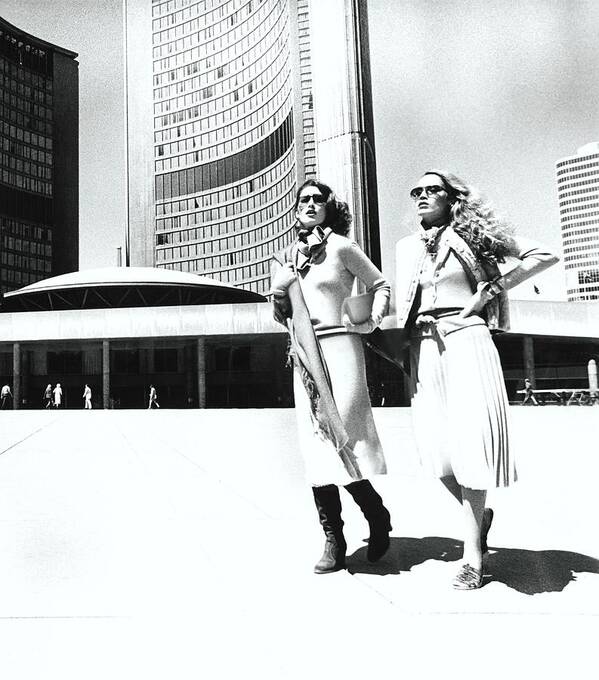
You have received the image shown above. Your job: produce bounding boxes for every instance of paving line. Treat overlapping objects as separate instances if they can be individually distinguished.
[0,415,65,458]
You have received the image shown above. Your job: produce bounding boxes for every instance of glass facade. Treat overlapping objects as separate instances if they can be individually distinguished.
[148,0,299,294]
[556,143,599,301]
[0,18,78,292]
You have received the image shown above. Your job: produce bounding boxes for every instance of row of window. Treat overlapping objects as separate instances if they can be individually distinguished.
[0,168,52,196]
[0,40,52,80]
[0,88,53,122]
[556,176,599,194]
[152,0,264,58]
[0,73,53,108]
[559,194,599,208]
[155,96,291,171]
[157,159,292,218]
[1,119,52,151]
[557,169,599,186]
[152,7,277,92]
[0,102,53,137]
[1,215,52,242]
[561,220,599,235]
[0,250,50,273]
[1,153,52,180]
[153,35,287,116]
[155,111,293,200]
[154,46,288,131]
[556,160,599,178]
[154,67,288,146]
[557,184,599,202]
[563,242,599,255]
[157,226,292,266]
[563,234,599,248]
[556,153,599,170]
[152,0,283,76]
[1,135,52,166]
[561,209,599,223]
[152,0,259,23]
[153,30,282,104]
[157,172,293,228]
[0,267,43,289]
[153,0,258,44]
[564,251,599,264]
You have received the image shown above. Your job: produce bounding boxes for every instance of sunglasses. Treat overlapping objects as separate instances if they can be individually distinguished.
[298,193,326,205]
[409,185,446,201]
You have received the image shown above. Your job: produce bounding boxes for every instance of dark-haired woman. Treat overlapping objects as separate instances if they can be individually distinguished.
[396,170,558,589]
[270,179,392,574]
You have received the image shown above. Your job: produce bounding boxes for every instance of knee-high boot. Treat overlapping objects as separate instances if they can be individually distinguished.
[312,485,347,574]
[344,480,392,562]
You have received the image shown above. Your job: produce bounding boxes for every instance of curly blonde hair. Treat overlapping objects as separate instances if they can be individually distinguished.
[423,170,516,264]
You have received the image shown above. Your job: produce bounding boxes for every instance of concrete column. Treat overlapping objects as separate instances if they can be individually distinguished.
[185,344,194,407]
[588,359,598,396]
[523,336,536,387]
[102,340,110,409]
[12,342,20,410]
[197,338,206,408]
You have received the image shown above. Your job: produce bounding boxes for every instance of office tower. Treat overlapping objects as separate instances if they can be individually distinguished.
[556,142,599,301]
[0,16,79,293]
[125,0,380,294]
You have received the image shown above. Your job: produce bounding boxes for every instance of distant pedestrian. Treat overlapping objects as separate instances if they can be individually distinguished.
[1,384,12,409]
[53,383,63,409]
[83,384,92,410]
[43,384,52,408]
[148,384,160,409]
[522,378,538,405]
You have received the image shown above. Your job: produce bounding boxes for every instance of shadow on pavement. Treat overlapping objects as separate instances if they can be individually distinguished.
[348,537,599,594]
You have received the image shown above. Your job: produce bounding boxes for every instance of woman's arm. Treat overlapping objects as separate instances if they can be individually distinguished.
[340,241,391,334]
[462,236,559,316]
[269,258,296,325]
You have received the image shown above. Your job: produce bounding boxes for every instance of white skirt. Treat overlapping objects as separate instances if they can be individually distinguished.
[293,331,387,487]
[409,322,516,489]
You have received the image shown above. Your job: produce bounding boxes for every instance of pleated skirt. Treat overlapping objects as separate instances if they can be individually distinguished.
[293,331,387,487]
[409,323,516,489]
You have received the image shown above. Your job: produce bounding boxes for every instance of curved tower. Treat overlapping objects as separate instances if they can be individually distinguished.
[0,16,78,292]
[125,0,381,294]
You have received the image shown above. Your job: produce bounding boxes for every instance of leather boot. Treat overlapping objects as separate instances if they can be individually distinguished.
[344,480,392,562]
[312,485,347,574]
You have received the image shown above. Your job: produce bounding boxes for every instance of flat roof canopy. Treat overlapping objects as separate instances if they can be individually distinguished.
[2,267,265,312]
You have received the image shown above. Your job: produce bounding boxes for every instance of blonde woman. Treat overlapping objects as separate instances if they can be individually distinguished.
[396,170,558,589]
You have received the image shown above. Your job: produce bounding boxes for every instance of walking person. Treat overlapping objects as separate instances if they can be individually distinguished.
[1,384,12,410]
[522,377,539,405]
[148,384,160,409]
[395,169,558,589]
[270,179,392,574]
[83,384,92,409]
[43,383,53,409]
[53,383,63,409]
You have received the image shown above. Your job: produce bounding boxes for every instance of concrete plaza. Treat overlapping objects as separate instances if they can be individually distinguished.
[0,406,597,679]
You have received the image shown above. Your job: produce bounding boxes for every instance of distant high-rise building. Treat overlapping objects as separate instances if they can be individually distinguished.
[0,16,79,293]
[556,142,599,301]
[125,0,380,294]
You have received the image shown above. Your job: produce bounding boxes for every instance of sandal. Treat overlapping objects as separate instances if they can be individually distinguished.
[452,563,483,590]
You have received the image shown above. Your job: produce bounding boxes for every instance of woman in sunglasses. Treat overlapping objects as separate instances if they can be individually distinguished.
[270,179,392,574]
[396,170,558,589]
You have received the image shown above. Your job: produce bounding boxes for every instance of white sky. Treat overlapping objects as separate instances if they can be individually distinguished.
[3,0,599,300]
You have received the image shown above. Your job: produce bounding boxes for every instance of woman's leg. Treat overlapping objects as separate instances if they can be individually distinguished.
[460,487,486,569]
[344,480,392,562]
[440,474,462,504]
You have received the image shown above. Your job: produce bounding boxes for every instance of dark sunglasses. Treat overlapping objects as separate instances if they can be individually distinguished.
[298,193,326,205]
[409,185,446,201]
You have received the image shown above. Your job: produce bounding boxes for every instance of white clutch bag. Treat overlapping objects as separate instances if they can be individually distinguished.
[341,292,374,324]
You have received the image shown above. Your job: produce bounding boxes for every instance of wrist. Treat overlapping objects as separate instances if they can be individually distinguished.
[487,276,505,297]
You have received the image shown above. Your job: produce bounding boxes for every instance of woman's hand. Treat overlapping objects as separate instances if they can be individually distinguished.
[270,262,296,296]
[342,314,376,335]
[460,281,495,318]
